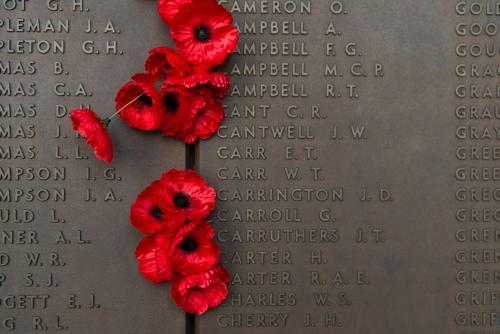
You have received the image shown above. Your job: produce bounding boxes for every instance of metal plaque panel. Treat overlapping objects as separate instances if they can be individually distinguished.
[200,0,498,333]
[1,1,185,333]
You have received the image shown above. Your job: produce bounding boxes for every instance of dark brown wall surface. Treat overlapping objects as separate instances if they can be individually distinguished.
[199,0,499,333]
[0,1,185,333]
[2,0,499,333]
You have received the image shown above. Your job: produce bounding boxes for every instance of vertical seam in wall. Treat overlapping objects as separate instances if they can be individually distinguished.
[185,313,196,334]
[186,143,197,171]
[185,142,198,334]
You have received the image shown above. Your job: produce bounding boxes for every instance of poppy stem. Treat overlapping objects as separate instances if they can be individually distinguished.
[107,92,145,121]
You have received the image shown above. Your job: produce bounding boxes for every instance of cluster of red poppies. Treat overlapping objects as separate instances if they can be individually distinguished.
[69,0,238,315]
[70,0,238,163]
[117,0,238,142]
[131,169,227,315]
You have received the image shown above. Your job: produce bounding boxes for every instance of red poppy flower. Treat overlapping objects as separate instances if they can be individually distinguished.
[171,221,220,275]
[70,109,113,164]
[157,0,193,26]
[145,46,191,79]
[169,0,239,67]
[147,47,230,98]
[181,70,230,98]
[158,169,216,224]
[174,88,224,144]
[171,264,229,314]
[159,85,205,137]
[115,73,164,131]
[164,66,230,99]
[135,234,174,283]
[130,180,187,235]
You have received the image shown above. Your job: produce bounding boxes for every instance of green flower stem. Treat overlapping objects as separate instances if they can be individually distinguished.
[101,118,111,128]
[101,92,146,127]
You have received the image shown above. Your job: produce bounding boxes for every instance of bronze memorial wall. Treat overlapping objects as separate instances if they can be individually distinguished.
[1,0,500,333]
[0,1,186,333]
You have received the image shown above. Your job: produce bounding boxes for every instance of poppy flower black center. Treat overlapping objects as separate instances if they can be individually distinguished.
[194,24,211,42]
[164,93,179,113]
[180,237,198,253]
[150,206,163,220]
[138,93,153,107]
[173,192,190,209]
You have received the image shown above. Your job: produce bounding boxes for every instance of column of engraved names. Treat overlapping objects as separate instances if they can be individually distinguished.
[214,0,316,331]
[454,1,500,333]
[317,1,388,332]
[0,1,124,332]
[207,1,389,333]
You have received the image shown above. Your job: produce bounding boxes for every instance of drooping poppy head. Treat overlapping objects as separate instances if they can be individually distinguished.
[70,108,114,164]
